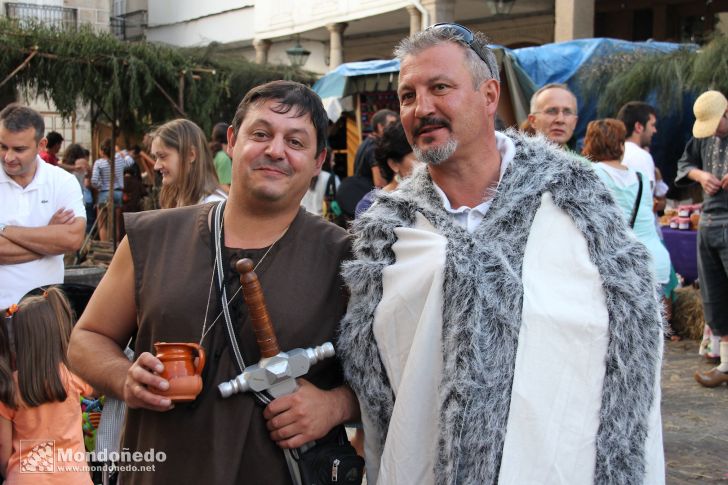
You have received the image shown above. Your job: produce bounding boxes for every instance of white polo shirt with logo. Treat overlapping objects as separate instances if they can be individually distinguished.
[0,156,85,308]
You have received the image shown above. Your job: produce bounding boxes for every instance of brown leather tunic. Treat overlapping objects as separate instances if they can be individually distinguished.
[120,203,350,484]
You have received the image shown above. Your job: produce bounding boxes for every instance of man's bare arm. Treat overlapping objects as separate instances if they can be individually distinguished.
[687,168,721,196]
[68,238,137,397]
[0,416,11,478]
[58,162,81,172]
[0,235,42,264]
[68,238,173,411]
[1,217,85,255]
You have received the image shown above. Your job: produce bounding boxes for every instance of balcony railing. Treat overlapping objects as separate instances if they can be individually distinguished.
[110,10,147,41]
[5,2,78,31]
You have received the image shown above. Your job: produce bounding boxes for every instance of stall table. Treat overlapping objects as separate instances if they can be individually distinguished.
[661,227,698,283]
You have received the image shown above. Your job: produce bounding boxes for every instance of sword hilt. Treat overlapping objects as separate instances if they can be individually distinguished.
[218,343,336,399]
[236,258,280,358]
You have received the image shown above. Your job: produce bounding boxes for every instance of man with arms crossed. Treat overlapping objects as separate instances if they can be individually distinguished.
[0,104,85,308]
[338,24,664,484]
[69,81,358,483]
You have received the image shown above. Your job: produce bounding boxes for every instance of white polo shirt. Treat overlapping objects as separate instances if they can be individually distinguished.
[0,156,85,308]
[433,131,516,233]
[621,141,656,192]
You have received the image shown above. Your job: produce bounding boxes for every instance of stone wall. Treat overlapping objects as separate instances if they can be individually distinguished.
[65,0,110,32]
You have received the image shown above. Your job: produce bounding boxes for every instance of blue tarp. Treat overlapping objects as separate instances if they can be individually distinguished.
[509,38,698,186]
[508,38,695,145]
[313,59,400,99]
[509,38,684,87]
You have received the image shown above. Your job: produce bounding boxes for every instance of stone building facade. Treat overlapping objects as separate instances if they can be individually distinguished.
[1,0,113,148]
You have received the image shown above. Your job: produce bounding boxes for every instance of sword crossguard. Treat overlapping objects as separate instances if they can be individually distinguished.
[218,342,335,399]
[218,259,335,400]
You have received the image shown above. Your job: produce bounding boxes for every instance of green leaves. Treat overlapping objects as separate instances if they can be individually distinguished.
[690,35,728,94]
[578,35,728,117]
[0,18,316,135]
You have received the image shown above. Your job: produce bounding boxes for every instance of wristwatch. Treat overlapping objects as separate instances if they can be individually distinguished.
[0,223,6,233]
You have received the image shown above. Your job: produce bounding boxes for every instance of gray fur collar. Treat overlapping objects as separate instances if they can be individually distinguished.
[338,129,663,484]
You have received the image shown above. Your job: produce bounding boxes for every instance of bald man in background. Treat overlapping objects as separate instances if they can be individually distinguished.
[528,83,579,148]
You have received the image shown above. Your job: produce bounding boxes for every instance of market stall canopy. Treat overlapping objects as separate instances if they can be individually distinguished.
[313,59,401,122]
[314,59,401,98]
[493,48,537,127]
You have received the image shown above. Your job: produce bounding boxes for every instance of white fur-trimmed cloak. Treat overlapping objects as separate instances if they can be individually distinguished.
[338,130,664,484]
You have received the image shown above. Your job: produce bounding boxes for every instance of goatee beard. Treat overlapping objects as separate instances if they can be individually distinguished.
[412,138,458,166]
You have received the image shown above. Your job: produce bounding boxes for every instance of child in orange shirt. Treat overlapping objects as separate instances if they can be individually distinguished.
[0,287,94,485]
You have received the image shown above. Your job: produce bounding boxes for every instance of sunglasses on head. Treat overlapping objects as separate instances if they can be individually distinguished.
[427,23,492,74]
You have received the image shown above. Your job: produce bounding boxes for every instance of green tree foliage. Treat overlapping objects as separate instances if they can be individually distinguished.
[0,19,316,135]
[689,35,728,95]
[188,42,318,127]
[578,35,727,117]
[593,48,693,117]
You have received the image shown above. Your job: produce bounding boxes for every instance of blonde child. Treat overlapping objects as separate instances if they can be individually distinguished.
[0,287,93,484]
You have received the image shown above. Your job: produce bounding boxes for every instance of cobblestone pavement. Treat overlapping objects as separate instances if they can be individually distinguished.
[663,340,728,483]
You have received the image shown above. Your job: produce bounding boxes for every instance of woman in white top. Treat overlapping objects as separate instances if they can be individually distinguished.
[150,119,227,209]
[582,118,671,288]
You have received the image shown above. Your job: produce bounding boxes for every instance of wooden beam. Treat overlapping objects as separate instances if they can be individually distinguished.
[178,71,185,114]
[152,78,186,118]
[0,47,38,89]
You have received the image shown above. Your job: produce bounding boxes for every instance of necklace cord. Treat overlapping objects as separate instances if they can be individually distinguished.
[199,202,288,348]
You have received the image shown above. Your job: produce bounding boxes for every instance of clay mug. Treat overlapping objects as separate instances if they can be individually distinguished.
[153,342,206,402]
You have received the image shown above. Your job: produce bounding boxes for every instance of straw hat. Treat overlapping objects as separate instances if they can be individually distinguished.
[692,90,728,138]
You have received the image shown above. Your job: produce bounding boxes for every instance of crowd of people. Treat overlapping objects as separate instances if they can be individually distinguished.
[0,21,726,485]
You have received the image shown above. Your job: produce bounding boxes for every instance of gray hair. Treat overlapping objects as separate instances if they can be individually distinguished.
[0,104,45,143]
[529,83,577,114]
[413,138,457,166]
[394,27,499,88]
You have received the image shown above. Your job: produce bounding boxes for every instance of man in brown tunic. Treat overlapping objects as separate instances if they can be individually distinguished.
[69,81,359,483]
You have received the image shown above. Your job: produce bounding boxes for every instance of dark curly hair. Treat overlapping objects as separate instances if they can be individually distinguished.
[616,101,656,138]
[374,121,412,183]
[582,118,626,162]
[63,143,87,165]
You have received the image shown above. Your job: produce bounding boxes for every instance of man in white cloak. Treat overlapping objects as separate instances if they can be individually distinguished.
[338,24,665,485]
